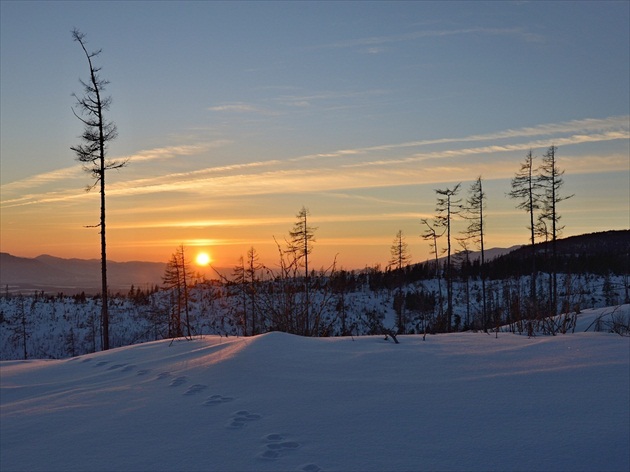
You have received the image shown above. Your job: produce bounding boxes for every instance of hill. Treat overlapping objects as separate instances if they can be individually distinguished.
[1,308,628,472]
[485,230,630,278]
[0,253,166,295]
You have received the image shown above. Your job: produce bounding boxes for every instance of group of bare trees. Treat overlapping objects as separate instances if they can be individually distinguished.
[509,146,573,316]
[228,207,336,337]
[391,147,571,334]
[162,245,194,339]
[416,180,487,332]
[232,247,263,336]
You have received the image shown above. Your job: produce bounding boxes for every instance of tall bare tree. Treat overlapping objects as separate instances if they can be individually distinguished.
[538,145,573,314]
[71,29,127,350]
[462,176,487,330]
[421,218,444,322]
[389,230,412,333]
[435,183,462,331]
[287,207,317,335]
[508,150,541,309]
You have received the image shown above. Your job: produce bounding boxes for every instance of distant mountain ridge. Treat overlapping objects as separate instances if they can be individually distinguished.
[435,245,522,263]
[0,253,166,295]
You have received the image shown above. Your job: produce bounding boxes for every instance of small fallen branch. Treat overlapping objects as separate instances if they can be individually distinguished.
[383,329,400,344]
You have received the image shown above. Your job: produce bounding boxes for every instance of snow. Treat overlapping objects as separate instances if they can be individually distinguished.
[1,306,629,472]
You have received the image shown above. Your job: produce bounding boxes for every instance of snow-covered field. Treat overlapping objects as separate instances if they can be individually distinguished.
[1,306,628,472]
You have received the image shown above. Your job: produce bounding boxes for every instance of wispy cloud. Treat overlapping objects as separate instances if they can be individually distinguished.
[208,102,276,115]
[1,142,219,196]
[344,130,630,168]
[289,115,630,162]
[0,143,220,209]
[2,116,627,209]
[317,27,544,50]
[129,143,224,163]
[1,166,85,193]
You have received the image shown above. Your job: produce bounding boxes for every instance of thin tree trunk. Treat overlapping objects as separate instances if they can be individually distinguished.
[100,119,109,351]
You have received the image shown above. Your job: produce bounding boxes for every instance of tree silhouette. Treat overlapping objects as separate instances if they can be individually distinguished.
[287,207,317,335]
[162,245,193,339]
[538,145,573,314]
[71,29,127,350]
[462,176,487,330]
[434,183,462,331]
[389,230,412,333]
[508,150,541,312]
[421,218,444,323]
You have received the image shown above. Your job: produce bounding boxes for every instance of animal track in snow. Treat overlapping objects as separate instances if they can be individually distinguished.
[183,384,208,396]
[228,410,262,428]
[156,372,171,380]
[169,376,188,387]
[94,361,109,367]
[299,464,322,472]
[258,433,301,460]
[202,394,235,406]
[107,363,127,371]
[121,364,136,372]
[136,369,151,376]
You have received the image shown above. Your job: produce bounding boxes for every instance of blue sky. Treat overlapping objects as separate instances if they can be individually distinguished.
[1,1,628,269]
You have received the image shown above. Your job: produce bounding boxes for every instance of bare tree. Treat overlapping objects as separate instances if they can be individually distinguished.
[389,230,412,271]
[233,247,262,335]
[454,238,472,329]
[508,150,541,309]
[71,29,127,350]
[287,207,317,335]
[434,183,462,331]
[389,230,412,333]
[232,256,248,334]
[462,176,487,331]
[538,145,573,314]
[246,247,262,335]
[162,245,193,339]
[421,218,444,322]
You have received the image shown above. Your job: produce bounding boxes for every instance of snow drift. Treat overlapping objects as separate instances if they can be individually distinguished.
[1,307,629,472]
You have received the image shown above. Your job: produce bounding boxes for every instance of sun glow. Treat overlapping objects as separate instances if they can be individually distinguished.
[195,252,212,266]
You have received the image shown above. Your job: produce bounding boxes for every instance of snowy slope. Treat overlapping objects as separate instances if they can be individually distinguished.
[1,307,629,472]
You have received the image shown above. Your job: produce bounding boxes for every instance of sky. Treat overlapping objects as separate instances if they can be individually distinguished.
[1,1,629,271]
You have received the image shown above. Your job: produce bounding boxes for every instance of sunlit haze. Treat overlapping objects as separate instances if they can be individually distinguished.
[1,1,628,271]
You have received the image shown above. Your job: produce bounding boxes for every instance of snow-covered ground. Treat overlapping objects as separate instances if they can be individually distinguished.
[1,306,628,472]
[2,272,627,360]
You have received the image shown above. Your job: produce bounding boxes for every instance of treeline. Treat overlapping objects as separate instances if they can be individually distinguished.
[1,268,627,360]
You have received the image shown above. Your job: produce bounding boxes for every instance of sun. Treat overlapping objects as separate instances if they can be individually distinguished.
[195,252,212,266]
